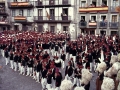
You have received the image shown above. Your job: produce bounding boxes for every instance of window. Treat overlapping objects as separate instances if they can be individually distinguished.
[63,26,68,31]
[92,0,96,6]
[90,30,95,35]
[49,0,54,5]
[63,8,68,16]
[111,31,117,36]
[50,26,55,33]
[81,16,85,21]
[112,0,119,6]
[111,15,117,22]
[14,0,17,2]
[102,0,107,6]
[50,9,54,16]
[38,25,43,32]
[38,9,43,16]
[12,10,15,16]
[101,15,106,21]
[27,10,31,17]
[19,10,23,16]
[81,1,86,7]
[90,16,96,22]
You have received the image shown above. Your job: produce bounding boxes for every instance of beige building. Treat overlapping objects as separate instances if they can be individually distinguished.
[78,0,120,36]
[0,0,10,31]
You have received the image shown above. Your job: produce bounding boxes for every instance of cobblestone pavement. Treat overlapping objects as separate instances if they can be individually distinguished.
[0,54,97,90]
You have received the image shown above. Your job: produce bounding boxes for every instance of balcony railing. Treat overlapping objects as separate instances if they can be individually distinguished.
[0,9,8,15]
[35,0,71,7]
[99,21,108,28]
[14,16,27,22]
[79,6,108,13]
[88,21,97,28]
[79,21,87,28]
[8,2,34,9]
[0,19,10,26]
[109,6,120,13]
[34,16,71,23]
[109,22,119,28]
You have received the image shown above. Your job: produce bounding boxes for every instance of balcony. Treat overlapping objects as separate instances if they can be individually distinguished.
[109,6,119,13]
[79,6,108,13]
[79,21,87,28]
[88,21,97,28]
[0,0,5,4]
[0,10,8,16]
[109,22,119,29]
[0,20,10,26]
[8,2,34,9]
[35,0,71,8]
[99,21,108,28]
[34,16,71,23]
[14,16,27,22]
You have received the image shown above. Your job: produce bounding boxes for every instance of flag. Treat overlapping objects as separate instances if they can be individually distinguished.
[46,10,50,19]
[45,7,50,19]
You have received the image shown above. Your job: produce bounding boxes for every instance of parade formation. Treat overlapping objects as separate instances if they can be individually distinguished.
[0,30,120,90]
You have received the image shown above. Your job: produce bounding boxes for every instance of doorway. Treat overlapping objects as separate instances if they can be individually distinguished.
[38,25,43,32]
[111,31,117,36]
[50,26,55,33]
[81,29,85,34]
[50,9,55,20]
[100,30,106,36]
[63,8,68,16]
[14,25,19,30]
[92,0,97,6]
[2,27,6,31]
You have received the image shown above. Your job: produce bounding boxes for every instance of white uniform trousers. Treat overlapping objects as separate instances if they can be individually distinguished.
[26,67,30,76]
[83,63,86,69]
[18,63,21,71]
[69,54,72,59]
[14,62,17,71]
[5,57,9,65]
[27,67,33,76]
[10,60,14,69]
[73,78,81,87]
[2,50,4,57]
[36,72,40,82]
[59,48,62,54]
[66,52,69,60]
[52,78,55,89]
[46,84,52,89]
[90,62,92,71]
[54,51,59,56]
[41,78,47,89]
[51,49,54,56]
[29,67,33,76]
[62,61,65,69]
[72,56,76,63]
[94,63,98,71]
[20,66,25,75]
[55,87,60,90]
[72,56,76,67]
[62,44,65,51]
[65,74,72,81]
[33,70,37,80]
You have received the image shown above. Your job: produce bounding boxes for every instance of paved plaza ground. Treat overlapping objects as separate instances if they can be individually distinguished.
[0,54,97,90]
